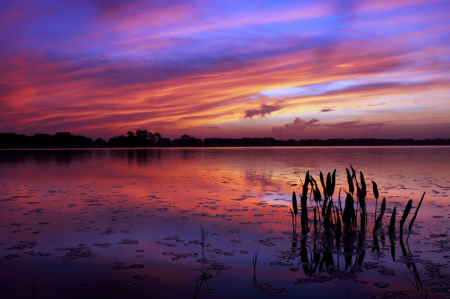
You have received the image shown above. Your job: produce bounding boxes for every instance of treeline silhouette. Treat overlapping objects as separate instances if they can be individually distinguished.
[0,132,94,148]
[107,130,170,147]
[204,137,450,146]
[1,131,449,149]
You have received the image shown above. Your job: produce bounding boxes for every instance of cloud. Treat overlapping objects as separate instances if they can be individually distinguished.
[271,117,320,136]
[320,106,335,112]
[0,0,449,139]
[324,119,392,129]
[203,126,219,129]
[357,0,444,12]
[244,104,282,118]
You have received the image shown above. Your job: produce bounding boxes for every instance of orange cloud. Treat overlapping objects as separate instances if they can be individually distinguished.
[0,0,449,139]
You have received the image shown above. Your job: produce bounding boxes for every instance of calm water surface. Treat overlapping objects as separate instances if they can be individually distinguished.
[0,147,449,299]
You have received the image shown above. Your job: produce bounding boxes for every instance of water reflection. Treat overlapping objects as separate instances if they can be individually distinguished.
[0,149,95,166]
[0,147,449,299]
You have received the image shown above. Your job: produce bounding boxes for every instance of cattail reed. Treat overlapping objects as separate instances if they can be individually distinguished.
[372,181,379,218]
[346,168,354,194]
[301,172,310,233]
[289,167,424,242]
[373,197,386,234]
[389,206,396,236]
[407,192,426,240]
[400,199,412,238]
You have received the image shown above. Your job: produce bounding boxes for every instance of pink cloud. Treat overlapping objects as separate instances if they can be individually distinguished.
[271,118,320,136]
[324,119,392,129]
[0,0,449,139]
[357,0,445,12]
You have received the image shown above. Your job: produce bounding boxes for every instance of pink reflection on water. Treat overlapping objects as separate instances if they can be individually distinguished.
[0,147,449,298]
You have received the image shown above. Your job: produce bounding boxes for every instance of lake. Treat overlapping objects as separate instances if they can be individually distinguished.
[0,147,449,299]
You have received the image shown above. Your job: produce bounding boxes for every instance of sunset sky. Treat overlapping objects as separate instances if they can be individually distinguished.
[1,0,450,140]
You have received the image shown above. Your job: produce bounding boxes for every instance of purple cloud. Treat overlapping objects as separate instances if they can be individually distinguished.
[244,104,282,118]
[324,119,392,129]
[367,103,387,107]
[271,117,320,135]
[320,106,335,112]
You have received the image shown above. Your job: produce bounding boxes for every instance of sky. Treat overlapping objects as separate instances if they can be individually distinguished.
[1,0,450,140]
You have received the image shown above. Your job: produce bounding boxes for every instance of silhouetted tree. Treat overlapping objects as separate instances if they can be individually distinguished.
[158,137,171,146]
[1,131,449,149]
[94,138,106,147]
[141,130,149,144]
[171,134,202,147]
[153,132,162,145]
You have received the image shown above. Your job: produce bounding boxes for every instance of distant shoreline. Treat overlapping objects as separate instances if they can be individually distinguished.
[1,144,450,150]
[1,132,449,149]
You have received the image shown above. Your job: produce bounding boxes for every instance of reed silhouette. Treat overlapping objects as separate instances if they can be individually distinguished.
[252,252,258,287]
[29,277,42,299]
[281,165,428,294]
[290,166,425,240]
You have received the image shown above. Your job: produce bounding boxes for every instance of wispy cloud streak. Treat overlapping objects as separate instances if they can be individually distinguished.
[0,0,449,138]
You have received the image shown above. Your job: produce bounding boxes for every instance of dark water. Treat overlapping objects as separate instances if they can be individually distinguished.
[0,147,449,299]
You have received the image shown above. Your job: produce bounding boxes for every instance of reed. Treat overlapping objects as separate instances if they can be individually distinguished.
[346,168,354,194]
[372,181,379,218]
[320,171,327,197]
[292,191,298,217]
[407,192,426,241]
[289,167,425,241]
[187,276,204,299]
[30,277,37,299]
[200,223,207,248]
[187,224,212,299]
[252,252,258,271]
[342,193,356,233]
[389,206,396,236]
[400,200,412,238]
[373,197,386,234]
[313,208,317,233]
[301,172,310,233]
[291,191,298,232]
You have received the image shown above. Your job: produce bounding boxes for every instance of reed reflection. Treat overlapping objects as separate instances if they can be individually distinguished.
[0,148,449,299]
